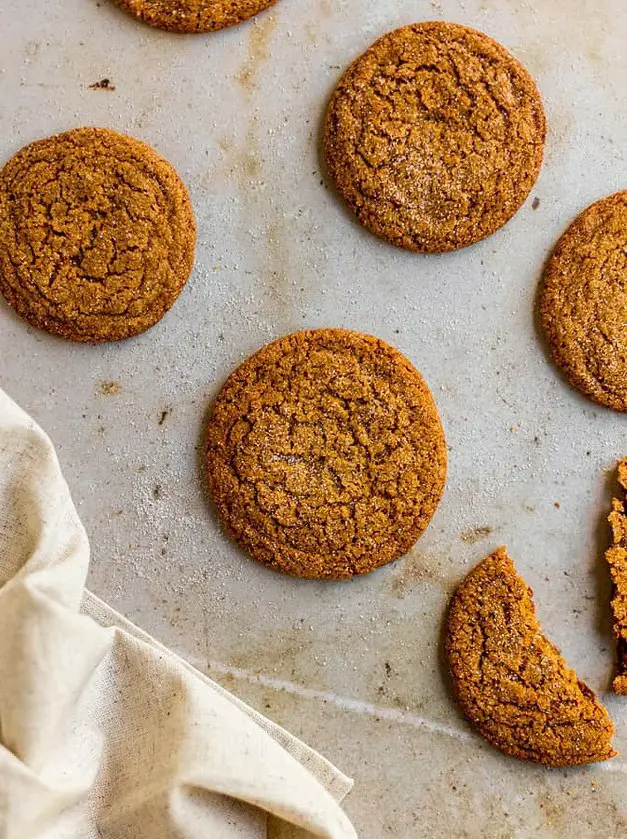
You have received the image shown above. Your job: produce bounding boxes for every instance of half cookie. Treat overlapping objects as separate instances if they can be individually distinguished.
[324,21,546,252]
[607,458,627,695]
[206,329,447,579]
[445,547,616,766]
[0,127,196,342]
[112,0,276,33]
[539,192,627,412]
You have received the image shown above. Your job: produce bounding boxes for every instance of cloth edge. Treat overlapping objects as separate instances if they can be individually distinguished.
[82,589,354,804]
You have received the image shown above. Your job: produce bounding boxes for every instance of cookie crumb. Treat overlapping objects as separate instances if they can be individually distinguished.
[460,526,493,544]
[89,78,115,91]
[98,381,122,396]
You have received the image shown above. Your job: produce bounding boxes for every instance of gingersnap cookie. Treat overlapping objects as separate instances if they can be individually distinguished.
[0,128,196,342]
[446,548,616,766]
[607,458,627,695]
[112,0,276,33]
[323,21,546,253]
[206,328,447,579]
[539,192,627,412]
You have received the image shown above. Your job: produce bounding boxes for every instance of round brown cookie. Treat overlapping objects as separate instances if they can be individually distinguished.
[445,548,617,766]
[323,21,546,253]
[0,127,196,342]
[539,192,627,412]
[112,0,276,33]
[206,328,447,579]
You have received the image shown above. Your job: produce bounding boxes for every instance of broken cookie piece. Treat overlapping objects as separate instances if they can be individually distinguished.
[607,458,627,695]
[445,547,616,766]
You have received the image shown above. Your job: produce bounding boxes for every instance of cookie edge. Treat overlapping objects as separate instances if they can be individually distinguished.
[205,327,448,579]
[112,0,277,34]
[0,126,197,343]
[539,191,627,413]
[323,20,547,253]
[445,546,617,766]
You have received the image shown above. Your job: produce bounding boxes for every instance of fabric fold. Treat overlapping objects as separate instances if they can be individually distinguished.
[0,388,356,839]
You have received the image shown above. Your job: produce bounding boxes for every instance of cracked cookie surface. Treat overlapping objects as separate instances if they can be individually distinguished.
[323,21,546,253]
[205,328,447,579]
[446,547,616,766]
[540,192,627,412]
[608,458,627,694]
[113,0,276,32]
[0,127,196,342]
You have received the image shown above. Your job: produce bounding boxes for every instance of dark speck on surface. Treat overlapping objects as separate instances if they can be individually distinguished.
[89,78,115,91]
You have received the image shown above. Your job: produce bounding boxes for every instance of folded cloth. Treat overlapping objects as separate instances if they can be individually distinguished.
[0,388,356,839]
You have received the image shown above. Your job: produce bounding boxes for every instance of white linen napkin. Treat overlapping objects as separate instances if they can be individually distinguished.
[0,387,356,839]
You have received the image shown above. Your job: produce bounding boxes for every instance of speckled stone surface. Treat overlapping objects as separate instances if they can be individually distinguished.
[0,1,626,836]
